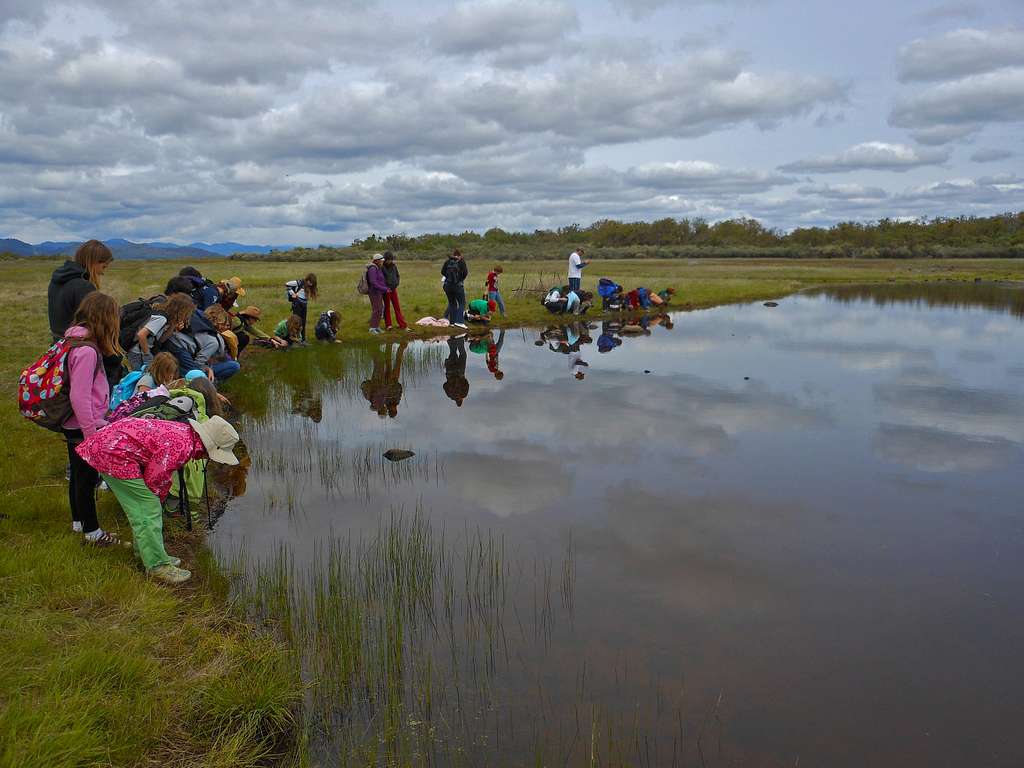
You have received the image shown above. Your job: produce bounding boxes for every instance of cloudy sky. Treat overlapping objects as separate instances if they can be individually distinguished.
[1,0,1022,245]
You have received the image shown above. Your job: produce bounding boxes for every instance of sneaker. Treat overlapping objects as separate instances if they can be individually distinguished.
[84,530,122,548]
[148,564,192,585]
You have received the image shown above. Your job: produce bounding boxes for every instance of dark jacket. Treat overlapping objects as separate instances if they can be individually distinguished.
[381,262,400,290]
[441,257,468,288]
[47,260,95,338]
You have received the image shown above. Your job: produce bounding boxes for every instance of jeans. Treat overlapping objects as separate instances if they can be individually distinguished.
[568,277,581,294]
[211,360,240,382]
[64,429,99,534]
[383,289,406,328]
[369,291,385,328]
[489,290,505,316]
[444,284,466,325]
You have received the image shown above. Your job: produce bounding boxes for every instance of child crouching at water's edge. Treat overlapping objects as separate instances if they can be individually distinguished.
[76,415,240,585]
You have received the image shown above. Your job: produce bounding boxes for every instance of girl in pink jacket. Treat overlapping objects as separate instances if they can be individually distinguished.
[62,292,121,546]
[77,415,240,584]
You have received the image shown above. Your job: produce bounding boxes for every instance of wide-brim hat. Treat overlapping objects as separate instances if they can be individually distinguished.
[223,276,246,296]
[239,305,261,319]
[189,415,240,465]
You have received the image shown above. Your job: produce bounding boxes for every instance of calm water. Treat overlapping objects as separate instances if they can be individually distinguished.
[213,284,1024,767]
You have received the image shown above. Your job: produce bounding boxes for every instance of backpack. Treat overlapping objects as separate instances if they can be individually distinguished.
[129,394,198,423]
[118,295,166,351]
[357,270,369,295]
[109,370,145,410]
[443,259,462,286]
[18,338,100,432]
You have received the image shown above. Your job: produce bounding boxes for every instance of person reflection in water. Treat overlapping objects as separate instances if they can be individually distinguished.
[443,336,469,406]
[361,342,404,418]
[487,328,504,380]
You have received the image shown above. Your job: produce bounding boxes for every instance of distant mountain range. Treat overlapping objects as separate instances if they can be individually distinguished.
[0,238,287,259]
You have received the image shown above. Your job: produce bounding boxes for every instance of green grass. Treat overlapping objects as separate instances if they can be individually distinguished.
[1,254,1022,767]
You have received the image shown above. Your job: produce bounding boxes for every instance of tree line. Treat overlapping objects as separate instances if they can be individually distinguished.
[350,213,1024,252]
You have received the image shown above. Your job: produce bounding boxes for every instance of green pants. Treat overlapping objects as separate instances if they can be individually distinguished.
[101,475,173,569]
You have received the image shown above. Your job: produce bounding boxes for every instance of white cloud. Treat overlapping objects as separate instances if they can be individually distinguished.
[779,142,950,173]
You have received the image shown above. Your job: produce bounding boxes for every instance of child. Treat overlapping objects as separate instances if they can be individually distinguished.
[76,415,240,584]
[274,314,304,346]
[285,273,318,341]
[314,309,342,342]
[61,292,123,547]
[486,265,505,316]
[135,351,180,394]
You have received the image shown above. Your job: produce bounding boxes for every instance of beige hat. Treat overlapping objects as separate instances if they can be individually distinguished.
[223,276,246,296]
[189,415,240,465]
[239,305,261,319]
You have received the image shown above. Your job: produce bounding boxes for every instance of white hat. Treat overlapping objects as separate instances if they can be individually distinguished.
[189,415,240,465]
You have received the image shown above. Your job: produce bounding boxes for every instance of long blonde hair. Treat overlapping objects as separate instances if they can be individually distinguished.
[71,291,121,356]
[74,240,113,289]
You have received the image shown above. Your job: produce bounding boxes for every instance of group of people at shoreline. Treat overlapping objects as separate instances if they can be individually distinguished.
[26,240,671,585]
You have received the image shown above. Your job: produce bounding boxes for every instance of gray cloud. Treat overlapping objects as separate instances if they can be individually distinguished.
[970,148,1014,163]
[779,142,950,173]
[431,0,579,68]
[897,27,1024,83]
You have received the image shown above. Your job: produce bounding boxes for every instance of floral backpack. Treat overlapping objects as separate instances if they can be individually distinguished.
[18,338,99,431]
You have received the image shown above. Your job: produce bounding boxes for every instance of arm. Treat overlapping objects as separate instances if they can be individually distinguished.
[67,346,107,437]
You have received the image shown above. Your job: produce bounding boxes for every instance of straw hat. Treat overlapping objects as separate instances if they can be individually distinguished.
[189,415,240,465]
[239,305,262,319]
[222,276,246,296]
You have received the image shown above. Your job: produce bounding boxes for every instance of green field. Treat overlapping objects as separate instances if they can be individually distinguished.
[2,255,1023,767]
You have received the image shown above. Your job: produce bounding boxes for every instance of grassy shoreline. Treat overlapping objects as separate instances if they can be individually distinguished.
[2,256,1024,767]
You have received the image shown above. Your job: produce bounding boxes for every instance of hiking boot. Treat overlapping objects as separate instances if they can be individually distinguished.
[148,564,192,585]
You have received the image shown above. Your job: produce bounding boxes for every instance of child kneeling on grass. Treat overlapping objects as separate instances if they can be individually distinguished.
[76,415,240,585]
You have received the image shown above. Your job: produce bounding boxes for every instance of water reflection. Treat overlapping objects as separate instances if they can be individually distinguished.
[216,285,1024,768]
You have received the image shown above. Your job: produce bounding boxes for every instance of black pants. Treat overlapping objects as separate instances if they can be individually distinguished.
[64,429,99,533]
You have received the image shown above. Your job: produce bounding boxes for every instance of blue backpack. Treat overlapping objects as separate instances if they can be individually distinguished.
[109,370,144,411]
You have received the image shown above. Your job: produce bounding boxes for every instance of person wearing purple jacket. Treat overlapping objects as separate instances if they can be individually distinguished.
[366,253,389,334]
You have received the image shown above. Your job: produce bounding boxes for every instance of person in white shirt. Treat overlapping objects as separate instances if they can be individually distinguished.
[567,248,590,295]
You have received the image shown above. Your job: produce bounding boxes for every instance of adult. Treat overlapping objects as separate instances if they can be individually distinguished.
[567,247,590,295]
[486,265,505,316]
[441,248,469,329]
[365,254,389,334]
[285,273,318,341]
[47,239,113,340]
[381,251,410,331]
[443,336,469,406]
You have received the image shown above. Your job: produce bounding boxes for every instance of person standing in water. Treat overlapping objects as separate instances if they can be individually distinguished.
[567,247,590,296]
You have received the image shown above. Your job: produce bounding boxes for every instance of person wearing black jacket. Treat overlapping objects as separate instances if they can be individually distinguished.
[441,249,469,328]
[381,251,410,330]
[47,240,113,340]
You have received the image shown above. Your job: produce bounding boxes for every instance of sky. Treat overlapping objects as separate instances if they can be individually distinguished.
[0,0,1022,245]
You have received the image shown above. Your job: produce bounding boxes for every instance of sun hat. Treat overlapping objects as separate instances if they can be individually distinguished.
[189,415,240,465]
[184,369,207,382]
[222,276,246,296]
[239,305,262,319]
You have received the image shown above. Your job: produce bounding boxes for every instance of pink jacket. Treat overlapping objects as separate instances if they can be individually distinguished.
[76,417,207,500]
[63,325,109,436]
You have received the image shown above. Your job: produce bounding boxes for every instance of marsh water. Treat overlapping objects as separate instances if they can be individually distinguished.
[213,284,1024,767]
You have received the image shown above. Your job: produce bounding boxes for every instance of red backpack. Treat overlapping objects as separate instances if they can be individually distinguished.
[18,338,99,432]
